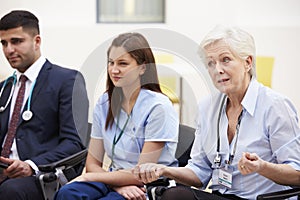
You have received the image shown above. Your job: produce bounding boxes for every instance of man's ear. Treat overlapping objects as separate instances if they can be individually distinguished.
[34,35,41,50]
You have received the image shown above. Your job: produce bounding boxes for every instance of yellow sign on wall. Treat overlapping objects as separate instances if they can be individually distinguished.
[159,77,179,104]
[256,56,274,88]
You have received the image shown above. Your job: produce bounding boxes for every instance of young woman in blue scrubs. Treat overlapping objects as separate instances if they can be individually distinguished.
[54,32,179,200]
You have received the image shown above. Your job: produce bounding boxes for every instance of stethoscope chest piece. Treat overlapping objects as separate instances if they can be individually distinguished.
[1,72,36,121]
[0,106,5,112]
[22,110,33,121]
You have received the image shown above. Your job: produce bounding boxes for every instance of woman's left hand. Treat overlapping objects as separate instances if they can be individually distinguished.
[113,185,146,200]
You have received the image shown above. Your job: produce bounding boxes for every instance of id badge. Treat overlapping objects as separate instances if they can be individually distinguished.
[218,167,233,188]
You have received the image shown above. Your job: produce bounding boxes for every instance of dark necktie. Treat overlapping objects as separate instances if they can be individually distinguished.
[1,75,27,158]
[0,75,27,183]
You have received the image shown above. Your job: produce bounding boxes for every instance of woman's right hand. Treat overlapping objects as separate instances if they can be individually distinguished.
[132,163,166,184]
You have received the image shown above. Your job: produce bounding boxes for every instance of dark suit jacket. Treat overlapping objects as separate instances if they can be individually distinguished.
[0,60,89,166]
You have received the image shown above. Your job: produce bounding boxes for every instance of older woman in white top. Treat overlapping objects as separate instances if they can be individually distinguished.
[133,26,300,200]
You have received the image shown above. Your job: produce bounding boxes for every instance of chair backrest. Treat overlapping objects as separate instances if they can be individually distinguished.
[80,122,92,148]
[176,124,195,167]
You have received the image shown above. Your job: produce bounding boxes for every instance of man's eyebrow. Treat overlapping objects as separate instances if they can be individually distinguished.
[11,37,24,40]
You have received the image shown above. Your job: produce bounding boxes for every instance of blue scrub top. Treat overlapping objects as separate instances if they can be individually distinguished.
[91,89,179,171]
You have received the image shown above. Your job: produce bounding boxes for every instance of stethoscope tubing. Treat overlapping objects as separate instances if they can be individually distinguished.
[0,72,35,121]
[214,94,244,167]
[0,72,17,112]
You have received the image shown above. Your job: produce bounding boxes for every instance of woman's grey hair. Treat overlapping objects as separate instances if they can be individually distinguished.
[198,25,256,77]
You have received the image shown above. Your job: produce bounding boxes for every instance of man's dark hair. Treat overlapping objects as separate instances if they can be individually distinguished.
[0,10,40,35]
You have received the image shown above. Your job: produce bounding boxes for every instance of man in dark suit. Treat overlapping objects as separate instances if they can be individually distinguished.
[0,10,89,199]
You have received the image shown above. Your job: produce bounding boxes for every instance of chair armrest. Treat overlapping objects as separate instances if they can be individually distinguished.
[256,187,300,200]
[146,177,171,187]
[38,149,88,172]
[146,177,171,200]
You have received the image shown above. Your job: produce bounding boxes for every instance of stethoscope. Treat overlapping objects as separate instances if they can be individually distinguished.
[0,71,36,121]
[213,95,244,168]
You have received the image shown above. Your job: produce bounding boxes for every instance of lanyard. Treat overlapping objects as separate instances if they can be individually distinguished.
[214,95,244,167]
[111,113,130,167]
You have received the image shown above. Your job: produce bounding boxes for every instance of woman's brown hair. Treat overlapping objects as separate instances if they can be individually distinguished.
[105,32,162,129]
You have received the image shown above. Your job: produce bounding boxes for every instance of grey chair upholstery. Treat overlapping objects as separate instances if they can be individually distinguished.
[175,124,195,167]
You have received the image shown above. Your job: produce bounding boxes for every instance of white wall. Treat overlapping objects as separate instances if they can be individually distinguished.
[1,0,300,125]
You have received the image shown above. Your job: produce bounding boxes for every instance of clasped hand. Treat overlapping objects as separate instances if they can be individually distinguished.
[0,156,33,178]
[132,163,165,184]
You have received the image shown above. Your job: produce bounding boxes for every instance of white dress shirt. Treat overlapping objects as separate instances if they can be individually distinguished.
[4,56,46,173]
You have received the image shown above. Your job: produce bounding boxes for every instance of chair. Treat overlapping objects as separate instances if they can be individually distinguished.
[37,123,92,200]
[147,124,196,200]
[256,187,300,200]
[37,123,196,200]
[37,149,88,200]
[175,124,195,167]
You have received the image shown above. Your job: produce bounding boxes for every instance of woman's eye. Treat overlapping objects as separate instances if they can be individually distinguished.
[223,57,230,63]
[207,60,216,68]
[108,61,114,66]
[119,62,128,66]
